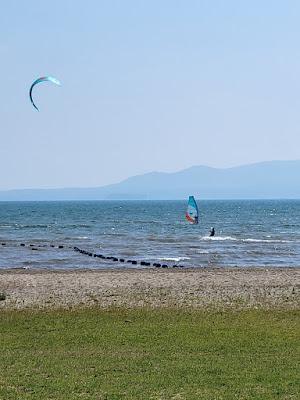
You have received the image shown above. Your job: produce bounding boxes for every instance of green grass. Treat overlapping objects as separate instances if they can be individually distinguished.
[0,309,299,399]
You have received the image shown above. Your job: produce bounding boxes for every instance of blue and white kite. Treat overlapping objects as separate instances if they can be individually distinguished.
[29,76,61,111]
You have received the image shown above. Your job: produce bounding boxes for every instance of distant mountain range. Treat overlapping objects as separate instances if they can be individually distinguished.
[1,160,300,201]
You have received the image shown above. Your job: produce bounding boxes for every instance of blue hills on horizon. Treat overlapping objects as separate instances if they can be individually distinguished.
[1,160,300,201]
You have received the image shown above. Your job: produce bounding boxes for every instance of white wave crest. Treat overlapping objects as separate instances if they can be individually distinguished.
[160,257,190,262]
[202,236,237,241]
[201,236,292,243]
[242,238,292,243]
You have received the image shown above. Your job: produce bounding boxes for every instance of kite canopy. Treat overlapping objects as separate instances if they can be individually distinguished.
[29,76,61,111]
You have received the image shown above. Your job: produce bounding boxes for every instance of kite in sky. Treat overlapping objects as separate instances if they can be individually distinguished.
[29,76,61,111]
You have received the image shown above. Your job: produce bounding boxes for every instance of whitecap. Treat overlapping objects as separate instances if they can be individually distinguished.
[160,257,190,262]
[242,238,292,243]
[201,236,238,241]
[201,236,292,244]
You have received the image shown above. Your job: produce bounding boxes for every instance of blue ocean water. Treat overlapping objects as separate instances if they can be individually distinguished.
[0,200,300,269]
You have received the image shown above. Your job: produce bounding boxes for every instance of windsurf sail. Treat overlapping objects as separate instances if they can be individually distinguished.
[185,196,199,224]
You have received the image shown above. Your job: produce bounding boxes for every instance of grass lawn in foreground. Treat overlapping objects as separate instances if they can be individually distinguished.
[0,309,299,399]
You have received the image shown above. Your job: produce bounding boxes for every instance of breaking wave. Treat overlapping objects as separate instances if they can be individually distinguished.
[201,236,292,243]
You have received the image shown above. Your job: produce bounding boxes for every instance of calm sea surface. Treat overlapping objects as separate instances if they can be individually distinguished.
[0,200,300,269]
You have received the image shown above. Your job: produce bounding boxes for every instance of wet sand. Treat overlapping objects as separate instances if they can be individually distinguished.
[0,267,299,310]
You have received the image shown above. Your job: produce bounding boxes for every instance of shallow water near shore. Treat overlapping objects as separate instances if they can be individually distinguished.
[1,200,300,269]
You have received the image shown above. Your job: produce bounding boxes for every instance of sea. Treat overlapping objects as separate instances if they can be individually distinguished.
[0,200,300,269]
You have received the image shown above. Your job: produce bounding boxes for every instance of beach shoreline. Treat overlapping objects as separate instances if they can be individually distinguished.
[0,267,299,310]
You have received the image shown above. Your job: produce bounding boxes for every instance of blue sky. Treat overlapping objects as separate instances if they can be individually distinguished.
[1,1,300,189]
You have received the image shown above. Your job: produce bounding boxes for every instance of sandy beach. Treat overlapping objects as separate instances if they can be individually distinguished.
[0,267,299,310]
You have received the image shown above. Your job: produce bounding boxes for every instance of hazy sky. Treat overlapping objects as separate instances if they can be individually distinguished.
[1,0,300,189]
